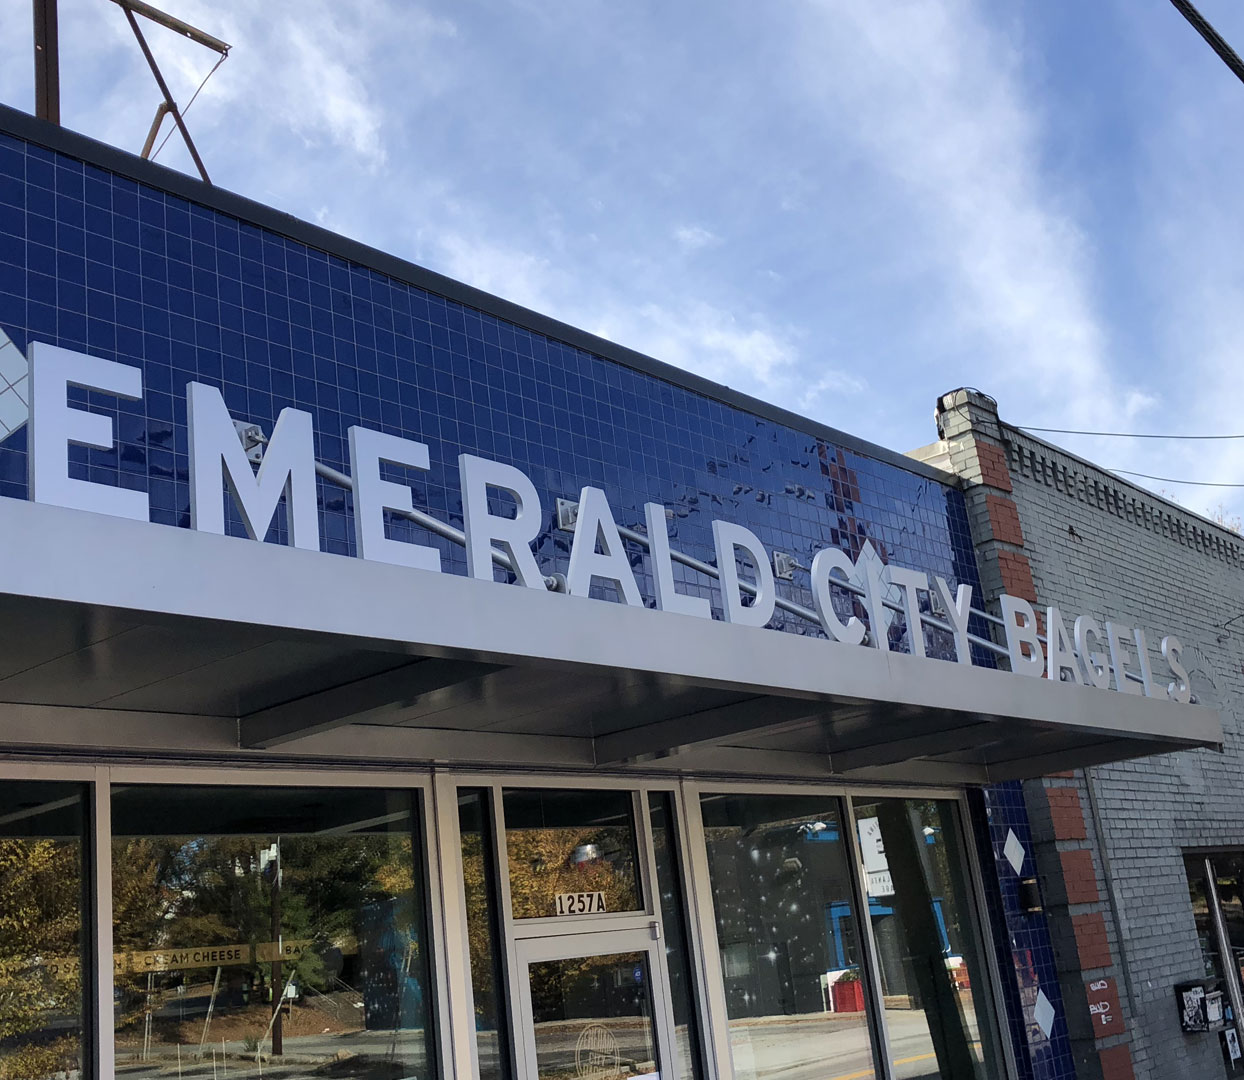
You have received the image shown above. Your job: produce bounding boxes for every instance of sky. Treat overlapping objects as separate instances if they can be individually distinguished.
[2,0,1244,523]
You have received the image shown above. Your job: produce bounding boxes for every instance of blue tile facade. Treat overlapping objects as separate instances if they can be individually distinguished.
[0,127,1075,1080]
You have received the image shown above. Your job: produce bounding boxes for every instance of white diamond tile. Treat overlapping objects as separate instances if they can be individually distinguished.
[0,385,29,435]
[1034,988,1056,1038]
[1003,828,1026,875]
[0,338,26,387]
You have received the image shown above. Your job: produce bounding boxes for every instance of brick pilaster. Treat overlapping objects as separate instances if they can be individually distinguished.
[933,388,1138,1080]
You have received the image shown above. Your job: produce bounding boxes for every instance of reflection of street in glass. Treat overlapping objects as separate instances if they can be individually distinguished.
[529,953,658,1080]
[110,787,433,1080]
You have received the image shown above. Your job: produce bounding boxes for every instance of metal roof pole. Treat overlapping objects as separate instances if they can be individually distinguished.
[32,0,60,124]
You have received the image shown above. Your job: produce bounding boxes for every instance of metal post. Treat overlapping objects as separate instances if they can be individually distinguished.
[92,769,115,1080]
[270,839,283,1055]
[32,0,60,124]
[120,6,212,183]
[1204,857,1244,1043]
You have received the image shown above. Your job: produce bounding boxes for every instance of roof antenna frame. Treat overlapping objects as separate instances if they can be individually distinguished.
[108,0,230,184]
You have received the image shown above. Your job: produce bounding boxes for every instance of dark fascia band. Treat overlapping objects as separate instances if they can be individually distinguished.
[0,104,956,487]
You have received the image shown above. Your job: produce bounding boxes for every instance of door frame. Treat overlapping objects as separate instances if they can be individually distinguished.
[513,927,677,1080]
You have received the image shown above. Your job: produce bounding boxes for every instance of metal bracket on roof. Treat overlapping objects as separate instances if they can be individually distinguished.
[108,0,230,183]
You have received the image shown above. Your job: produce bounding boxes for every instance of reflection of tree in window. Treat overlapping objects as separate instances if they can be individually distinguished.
[0,834,83,1080]
[0,782,86,1080]
[109,786,432,1080]
[503,789,641,920]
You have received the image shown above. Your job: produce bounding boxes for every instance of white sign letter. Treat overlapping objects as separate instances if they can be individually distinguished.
[713,520,776,628]
[566,487,642,605]
[1046,607,1083,684]
[1074,615,1111,689]
[1132,628,1156,697]
[347,426,439,571]
[188,383,319,549]
[1105,622,1143,695]
[810,547,864,645]
[1162,635,1192,704]
[459,454,544,588]
[28,342,147,520]
[645,503,710,618]
[933,577,973,665]
[887,565,929,658]
[857,542,891,650]
[1000,595,1044,677]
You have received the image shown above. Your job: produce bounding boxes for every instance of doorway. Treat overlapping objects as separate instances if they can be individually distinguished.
[514,929,675,1080]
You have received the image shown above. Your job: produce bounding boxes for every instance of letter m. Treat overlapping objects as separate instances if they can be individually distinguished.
[188,382,319,550]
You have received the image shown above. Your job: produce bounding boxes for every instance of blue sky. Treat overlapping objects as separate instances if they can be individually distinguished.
[3,0,1243,521]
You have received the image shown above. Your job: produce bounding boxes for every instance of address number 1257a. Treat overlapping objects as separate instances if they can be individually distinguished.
[555,891,607,916]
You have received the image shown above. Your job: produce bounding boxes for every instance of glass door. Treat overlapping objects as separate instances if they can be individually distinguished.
[514,929,675,1080]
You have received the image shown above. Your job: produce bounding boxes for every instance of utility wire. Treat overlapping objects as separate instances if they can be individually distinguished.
[1108,469,1244,489]
[151,52,227,162]
[1018,425,1244,440]
[1168,0,1244,87]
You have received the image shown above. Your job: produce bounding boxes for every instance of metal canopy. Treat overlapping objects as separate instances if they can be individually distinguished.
[0,497,1222,784]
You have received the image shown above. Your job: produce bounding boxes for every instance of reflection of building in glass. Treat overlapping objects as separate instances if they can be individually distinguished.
[359,897,423,1031]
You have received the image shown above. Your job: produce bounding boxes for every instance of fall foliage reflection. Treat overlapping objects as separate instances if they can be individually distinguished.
[0,782,86,1080]
[109,786,434,1080]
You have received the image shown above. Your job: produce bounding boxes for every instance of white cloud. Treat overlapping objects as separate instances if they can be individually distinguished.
[789,0,1131,430]
[673,224,721,252]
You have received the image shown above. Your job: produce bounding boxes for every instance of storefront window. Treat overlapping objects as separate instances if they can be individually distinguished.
[648,792,706,1080]
[851,798,996,1080]
[460,788,512,1080]
[110,785,435,1080]
[1188,853,1244,988]
[0,781,87,1080]
[699,793,878,1080]
[503,789,642,919]
[1185,855,1225,980]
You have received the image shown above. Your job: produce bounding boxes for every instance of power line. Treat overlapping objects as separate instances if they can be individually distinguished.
[1108,468,1244,489]
[1168,0,1244,87]
[1017,425,1244,440]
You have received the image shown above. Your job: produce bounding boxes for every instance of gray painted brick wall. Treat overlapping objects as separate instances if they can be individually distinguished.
[1000,423,1243,1079]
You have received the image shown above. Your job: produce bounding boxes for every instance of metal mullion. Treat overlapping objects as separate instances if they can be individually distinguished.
[409,786,448,1080]
[953,792,1020,1080]
[0,762,97,782]
[1205,857,1244,1045]
[669,783,717,1080]
[103,764,437,789]
[843,792,894,1080]
[91,767,114,1080]
[676,781,733,1080]
[636,792,682,1080]
[491,783,526,1080]
[430,772,474,1080]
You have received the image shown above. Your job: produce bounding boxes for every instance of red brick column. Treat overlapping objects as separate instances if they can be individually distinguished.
[932,388,1138,1080]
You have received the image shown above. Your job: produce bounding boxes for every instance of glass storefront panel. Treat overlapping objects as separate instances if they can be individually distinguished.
[110,785,435,1080]
[460,788,512,1080]
[699,793,878,1080]
[648,792,705,1080]
[1185,855,1225,980]
[526,951,660,1080]
[851,798,994,1080]
[0,781,87,1080]
[503,789,643,919]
